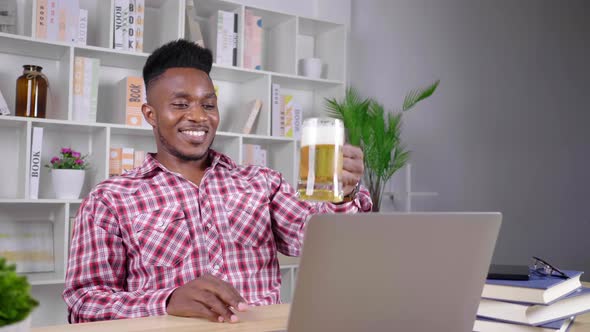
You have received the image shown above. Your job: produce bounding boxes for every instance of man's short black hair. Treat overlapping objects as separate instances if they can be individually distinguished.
[143,39,213,91]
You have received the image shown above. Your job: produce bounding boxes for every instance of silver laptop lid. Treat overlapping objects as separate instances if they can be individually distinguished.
[286,212,502,332]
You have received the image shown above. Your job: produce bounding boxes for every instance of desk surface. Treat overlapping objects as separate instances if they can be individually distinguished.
[31,302,590,332]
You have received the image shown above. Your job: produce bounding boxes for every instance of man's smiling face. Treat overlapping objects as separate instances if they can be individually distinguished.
[144,67,219,162]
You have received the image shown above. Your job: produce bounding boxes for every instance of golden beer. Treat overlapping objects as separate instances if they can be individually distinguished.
[297,118,344,202]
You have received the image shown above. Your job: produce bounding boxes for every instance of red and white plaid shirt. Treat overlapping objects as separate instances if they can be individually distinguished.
[63,150,372,323]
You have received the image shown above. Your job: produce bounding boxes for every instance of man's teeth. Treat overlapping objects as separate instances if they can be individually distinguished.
[182,130,205,137]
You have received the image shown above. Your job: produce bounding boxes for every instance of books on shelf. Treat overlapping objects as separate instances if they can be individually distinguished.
[242,99,263,134]
[35,0,86,44]
[121,147,134,172]
[474,316,574,332]
[117,76,149,128]
[0,220,55,273]
[271,84,303,138]
[73,56,100,123]
[208,10,238,66]
[29,127,44,199]
[478,287,590,326]
[482,270,583,304]
[109,147,122,176]
[0,0,17,34]
[0,88,10,115]
[244,9,262,70]
[185,1,204,47]
[243,144,267,167]
[109,147,146,176]
[112,0,144,52]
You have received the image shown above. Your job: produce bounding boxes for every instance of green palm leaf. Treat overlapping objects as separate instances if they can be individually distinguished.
[402,80,440,112]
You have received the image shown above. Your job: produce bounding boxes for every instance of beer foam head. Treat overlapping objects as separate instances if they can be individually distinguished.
[301,118,344,147]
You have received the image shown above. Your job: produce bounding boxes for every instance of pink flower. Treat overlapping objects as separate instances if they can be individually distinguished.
[61,147,72,154]
[75,159,84,165]
[50,157,60,164]
[72,151,81,158]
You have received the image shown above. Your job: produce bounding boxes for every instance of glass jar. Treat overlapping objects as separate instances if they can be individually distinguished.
[15,65,48,118]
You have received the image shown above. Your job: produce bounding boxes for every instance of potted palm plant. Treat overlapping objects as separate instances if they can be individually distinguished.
[326,81,439,211]
[0,258,38,332]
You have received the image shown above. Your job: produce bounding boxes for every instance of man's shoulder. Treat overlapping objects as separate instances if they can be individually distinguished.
[89,172,149,198]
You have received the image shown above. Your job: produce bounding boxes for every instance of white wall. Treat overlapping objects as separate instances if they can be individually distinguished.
[349,0,590,277]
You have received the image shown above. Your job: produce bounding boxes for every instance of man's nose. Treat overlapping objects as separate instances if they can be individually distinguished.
[185,104,207,122]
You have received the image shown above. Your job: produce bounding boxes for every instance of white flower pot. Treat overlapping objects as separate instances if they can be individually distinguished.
[51,169,85,199]
[0,316,31,332]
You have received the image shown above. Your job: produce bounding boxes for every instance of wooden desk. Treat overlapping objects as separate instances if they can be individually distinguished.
[32,299,590,332]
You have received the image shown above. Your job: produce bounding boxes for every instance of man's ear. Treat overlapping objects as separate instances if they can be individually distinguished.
[142,103,156,127]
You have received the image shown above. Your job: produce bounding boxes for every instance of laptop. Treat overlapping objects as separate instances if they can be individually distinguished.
[283,212,502,332]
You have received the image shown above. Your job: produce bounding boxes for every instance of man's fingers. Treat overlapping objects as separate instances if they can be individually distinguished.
[343,144,363,159]
[201,276,248,312]
[191,300,221,322]
[343,157,364,174]
[195,290,235,323]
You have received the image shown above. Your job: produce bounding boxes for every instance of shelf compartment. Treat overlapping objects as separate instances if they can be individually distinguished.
[245,7,296,75]
[271,76,344,120]
[0,118,28,199]
[297,17,346,81]
[0,35,72,120]
[31,122,107,199]
[143,0,184,53]
[213,72,270,136]
[0,203,68,285]
[241,137,296,186]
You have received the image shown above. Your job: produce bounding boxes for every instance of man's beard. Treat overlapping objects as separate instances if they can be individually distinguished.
[158,130,214,161]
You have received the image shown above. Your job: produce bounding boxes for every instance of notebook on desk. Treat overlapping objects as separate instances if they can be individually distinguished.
[275,212,502,332]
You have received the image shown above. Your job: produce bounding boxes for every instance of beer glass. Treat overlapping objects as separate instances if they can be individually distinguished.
[297,118,344,202]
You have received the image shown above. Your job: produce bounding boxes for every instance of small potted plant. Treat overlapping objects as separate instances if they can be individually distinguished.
[0,258,38,332]
[45,147,89,199]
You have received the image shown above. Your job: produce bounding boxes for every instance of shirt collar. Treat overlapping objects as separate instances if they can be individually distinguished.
[134,149,236,177]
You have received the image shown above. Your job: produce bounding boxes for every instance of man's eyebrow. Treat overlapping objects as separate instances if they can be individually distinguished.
[203,92,217,99]
[170,92,191,99]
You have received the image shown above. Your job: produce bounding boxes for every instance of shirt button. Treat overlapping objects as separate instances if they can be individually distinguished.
[158,221,165,227]
[214,264,220,271]
[206,223,212,229]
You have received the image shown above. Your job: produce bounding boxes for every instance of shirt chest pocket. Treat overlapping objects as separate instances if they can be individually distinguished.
[132,205,192,267]
[223,192,271,247]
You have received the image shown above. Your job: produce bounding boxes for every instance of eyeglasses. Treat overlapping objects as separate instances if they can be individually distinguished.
[531,256,569,279]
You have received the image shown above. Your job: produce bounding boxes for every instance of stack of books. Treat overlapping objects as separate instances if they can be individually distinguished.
[113,0,145,52]
[474,270,590,331]
[271,83,303,139]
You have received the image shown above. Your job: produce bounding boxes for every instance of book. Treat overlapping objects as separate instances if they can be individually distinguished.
[127,0,136,51]
[117,76,149,127]
[35,0,48,39]
[29,127,44,199]
[209,10,237,66]
[474,316,574,332]
[293,102,303,140]
[242,99,263,134]
[0,0,17,34]
[133,150,146,168]
[244,9,262,70]
[77,8,88,45]
[271,83,282,136]
[109,147,122,176]
[256,148,267,167]
[478,287,590,326]
[0,88,10,115]
[73,56,100,122]
[134,0,144,52]
[46,0,58,40]
[113,0,128,50]
[242,144,260,165]
[121,147,134,172]
[482,270,583,304]
[185,1,204,47]
[0,220,55,273]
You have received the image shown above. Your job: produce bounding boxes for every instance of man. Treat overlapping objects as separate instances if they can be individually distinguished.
[63,40,372,324]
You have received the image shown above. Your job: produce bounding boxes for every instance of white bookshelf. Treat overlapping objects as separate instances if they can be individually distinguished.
[0,0,347,326]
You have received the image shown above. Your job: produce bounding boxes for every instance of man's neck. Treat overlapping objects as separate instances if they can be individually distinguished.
[154,151,211,186]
